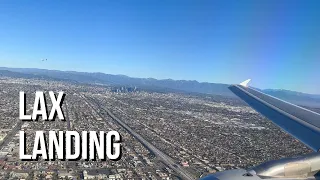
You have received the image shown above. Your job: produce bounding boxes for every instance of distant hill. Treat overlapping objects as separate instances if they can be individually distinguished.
[0,69,66,81]
[0,67,232,96]
[0,67,319,107]
[262,89,320,107]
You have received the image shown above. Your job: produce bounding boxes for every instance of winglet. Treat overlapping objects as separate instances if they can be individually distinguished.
[239,79,251,87]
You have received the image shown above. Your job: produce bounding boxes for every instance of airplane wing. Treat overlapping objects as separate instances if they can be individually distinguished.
[228,80,320,152]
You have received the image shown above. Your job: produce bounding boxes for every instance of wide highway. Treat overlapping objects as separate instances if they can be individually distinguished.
[83,95,196,180]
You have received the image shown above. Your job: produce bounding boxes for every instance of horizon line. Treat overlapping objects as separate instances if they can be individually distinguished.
[0,66,319,96]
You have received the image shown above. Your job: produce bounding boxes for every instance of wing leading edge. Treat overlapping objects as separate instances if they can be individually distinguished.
[229,83,320,152]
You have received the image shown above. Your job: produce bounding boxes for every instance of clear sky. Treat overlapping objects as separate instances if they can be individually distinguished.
[0,0,319,94]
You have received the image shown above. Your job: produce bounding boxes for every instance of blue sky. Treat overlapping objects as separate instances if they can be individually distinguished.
[0,0,320,94]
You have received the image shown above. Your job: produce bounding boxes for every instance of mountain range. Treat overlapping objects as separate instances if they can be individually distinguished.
[0,67,319,107]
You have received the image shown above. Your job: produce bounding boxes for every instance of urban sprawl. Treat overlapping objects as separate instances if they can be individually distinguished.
[0,77,314,180]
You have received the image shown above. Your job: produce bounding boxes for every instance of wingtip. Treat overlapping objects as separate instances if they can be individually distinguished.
[239,79,251,87]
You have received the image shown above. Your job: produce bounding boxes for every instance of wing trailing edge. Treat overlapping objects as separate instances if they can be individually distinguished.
[229,82,320,152]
